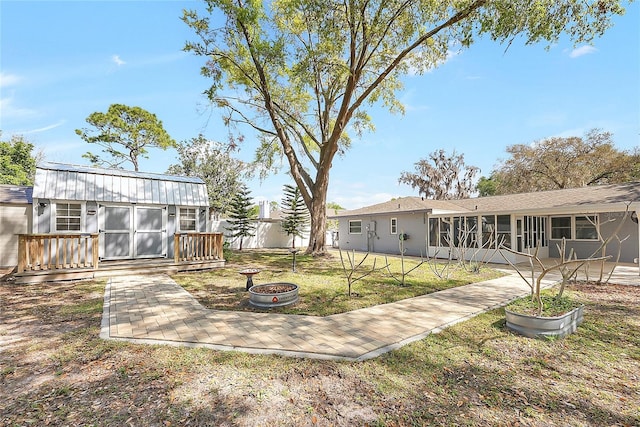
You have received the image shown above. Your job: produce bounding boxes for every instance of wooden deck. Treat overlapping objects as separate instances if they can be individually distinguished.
[13,232,225,284]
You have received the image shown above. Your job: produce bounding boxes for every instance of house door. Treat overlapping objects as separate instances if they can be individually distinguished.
[102,206,133,260]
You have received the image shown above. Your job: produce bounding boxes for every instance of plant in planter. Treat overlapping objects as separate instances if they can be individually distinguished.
[500,206,633,338]
[500,239,608,338]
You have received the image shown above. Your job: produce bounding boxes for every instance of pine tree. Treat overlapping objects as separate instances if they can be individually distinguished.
[226,184,256,250]
[280,184,309,249]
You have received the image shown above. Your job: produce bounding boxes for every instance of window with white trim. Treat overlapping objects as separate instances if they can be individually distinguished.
[575,215,598,240]
[551,216,571,239]
[390,218,398,234]
[349,220,362,234]
[179,207,197,231]
[55,203,82,231]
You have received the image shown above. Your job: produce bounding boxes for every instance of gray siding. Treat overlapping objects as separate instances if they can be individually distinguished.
[338,212,428,256]
[549,213,639,263]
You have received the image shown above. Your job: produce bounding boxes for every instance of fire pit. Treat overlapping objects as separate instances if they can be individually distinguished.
[248,283,299,308]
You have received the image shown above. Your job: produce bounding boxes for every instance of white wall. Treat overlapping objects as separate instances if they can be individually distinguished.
[0,204,31,267]
[211,219,310,250]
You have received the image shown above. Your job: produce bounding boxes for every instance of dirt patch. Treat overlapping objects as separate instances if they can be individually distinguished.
[1,278,638,426]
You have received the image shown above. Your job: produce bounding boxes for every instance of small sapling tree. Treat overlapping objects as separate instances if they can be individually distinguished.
[280,184,310,249]
[226,184,256,251]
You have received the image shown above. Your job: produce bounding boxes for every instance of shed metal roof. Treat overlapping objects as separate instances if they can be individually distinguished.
[33,162,209,207]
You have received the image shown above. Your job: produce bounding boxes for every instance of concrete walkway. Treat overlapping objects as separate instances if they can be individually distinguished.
[100,271,566,361]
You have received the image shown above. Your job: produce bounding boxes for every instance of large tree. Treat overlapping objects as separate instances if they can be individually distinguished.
[167,134,250,218]
[0,133,38,185]
[492,129,640,194]
[183,0,626,254]
[476,175,498,197]
[76,104,175,171]
[399,149,479,200]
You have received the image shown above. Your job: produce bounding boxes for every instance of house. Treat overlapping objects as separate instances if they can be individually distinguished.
[331,182,640,265]
[8,162,224,282]
[0,185,33,268]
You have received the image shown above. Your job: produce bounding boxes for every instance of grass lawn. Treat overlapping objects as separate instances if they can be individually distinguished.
[173,248,503,316]
[1,252,638,426]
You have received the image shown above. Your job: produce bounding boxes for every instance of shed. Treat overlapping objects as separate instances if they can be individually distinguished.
[0,185,33,268]
[32,162,210,260]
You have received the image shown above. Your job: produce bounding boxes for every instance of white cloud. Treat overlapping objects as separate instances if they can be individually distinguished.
[20,120,66,134]
[0,96,38,120]
[112,55,126,66]
[0,72,22,88]
[569,45,597,58]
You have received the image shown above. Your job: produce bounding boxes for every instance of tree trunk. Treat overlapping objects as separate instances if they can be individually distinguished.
[306,199,327,255]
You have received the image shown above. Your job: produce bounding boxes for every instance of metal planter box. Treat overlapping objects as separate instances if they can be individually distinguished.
[505,305,584,339]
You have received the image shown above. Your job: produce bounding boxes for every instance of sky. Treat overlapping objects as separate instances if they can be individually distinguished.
[1,1,639,210]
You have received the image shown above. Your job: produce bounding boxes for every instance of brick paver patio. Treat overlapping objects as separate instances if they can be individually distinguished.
[99,271,566,361]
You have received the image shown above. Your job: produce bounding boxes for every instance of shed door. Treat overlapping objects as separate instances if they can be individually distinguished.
[135,206,166,257]
[102,206,133,259]
[100,205,167,260]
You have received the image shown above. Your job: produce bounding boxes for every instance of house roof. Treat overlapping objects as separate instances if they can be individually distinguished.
[331,197,435,217]
[331,182,640,218]
[33,162,209,207]
[0,184,33,204]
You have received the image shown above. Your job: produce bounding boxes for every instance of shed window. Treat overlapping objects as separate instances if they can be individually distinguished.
[179,208,197,231]
[575,215,598,240]
[349,220,362,234]
[551,217,572,239]
[390,218,398,234]
[56,203,81,231]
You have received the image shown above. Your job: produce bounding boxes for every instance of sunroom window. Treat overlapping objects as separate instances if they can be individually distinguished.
[551,217,572,239]
[496,215,511,248]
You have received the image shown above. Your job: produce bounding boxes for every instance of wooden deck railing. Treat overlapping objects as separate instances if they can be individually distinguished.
[174,232,224,263]
[17,233,99,273]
